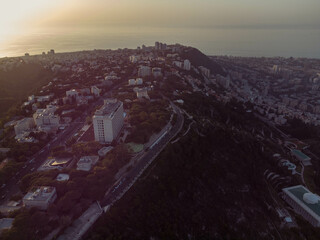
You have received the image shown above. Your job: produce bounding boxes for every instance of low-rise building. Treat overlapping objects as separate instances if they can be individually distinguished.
[23,186,57,210]
[138,66,151,77]
[291,149,312,166]
[283,185,320,227]
[76,156,99,171]
[33,108,60,126]
[134,87,149,99]
[14,118,35,136]
[173,61,183,68]
[91,86,101,97]
[66,89,80,99]
[0,218,14,234]
[128,79,136,86]
[38,157,73,171]
[129,78,143,86]
[56,173,70,182]
[98,146,113,157]
[152,67,162,78]
[136,78,143,85]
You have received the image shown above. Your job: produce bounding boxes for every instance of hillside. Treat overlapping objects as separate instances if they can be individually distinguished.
[0,62,53,117]
[86,93,318,240]
[181,47,226,76]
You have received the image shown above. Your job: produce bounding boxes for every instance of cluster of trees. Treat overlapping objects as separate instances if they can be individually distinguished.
[279,118,320,140]
[4,137,48,162]
[101,144,131,173]
[71,141,102,157]
[161,75,191,97]
[0,160,23,185]
[0,208,57,240]
[0,62,53,119]
[51,146,73,159]
[87,125,277,239]
[126,101,170,144]
[0,132,50,185]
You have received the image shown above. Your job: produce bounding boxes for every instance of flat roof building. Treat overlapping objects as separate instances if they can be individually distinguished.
[56,173,70,182]
[138,66,151,77]
[23,186,57,210]
[291,149,311,166]
[0,218,14,234]
[76,156,99,171]
[93,99,124,143]
[283,185,320,227]
[14,118,35,136]
[38,157,73,171]
[33,107,60,130]
[98,146,113,157]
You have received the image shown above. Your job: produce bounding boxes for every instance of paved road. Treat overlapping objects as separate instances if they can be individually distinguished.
[58,103,184,240]
[0,98,104,205]
[101,102,184,207]
[0,77,130,205]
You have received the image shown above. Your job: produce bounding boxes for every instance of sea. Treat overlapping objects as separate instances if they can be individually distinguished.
[0,27,319,58]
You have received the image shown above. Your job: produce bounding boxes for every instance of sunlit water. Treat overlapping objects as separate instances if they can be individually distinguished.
[0,27,319,58]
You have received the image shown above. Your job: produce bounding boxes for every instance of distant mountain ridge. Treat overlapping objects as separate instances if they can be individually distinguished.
[181,47,226,76]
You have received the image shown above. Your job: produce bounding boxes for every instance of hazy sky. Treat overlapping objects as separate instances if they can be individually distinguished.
[0,0,319,57]
[1,0,319,34]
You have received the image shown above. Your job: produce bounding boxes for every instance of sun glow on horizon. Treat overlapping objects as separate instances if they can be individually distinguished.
[0,0,66,44]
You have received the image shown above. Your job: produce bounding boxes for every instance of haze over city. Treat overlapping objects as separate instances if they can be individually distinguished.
[1,0,319,58]
[1,1,320,240]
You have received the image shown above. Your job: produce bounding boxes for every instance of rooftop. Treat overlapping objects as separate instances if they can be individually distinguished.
[78,156,99,165]
[38,157,72,171]
[98,146,113,157]
[95,100,122,118]
[291,149,311,160]
[0,218,14,232]
[284,185,320,218]
[56,173,70,182]
[23,186,56,202]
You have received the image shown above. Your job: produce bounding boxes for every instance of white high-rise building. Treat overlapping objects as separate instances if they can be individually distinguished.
[183,59,191,71]
[93,99,124,143]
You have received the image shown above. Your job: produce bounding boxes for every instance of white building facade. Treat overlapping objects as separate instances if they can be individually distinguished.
[93,99,124,143]
[183,59,191,71]
[33,108,60,127]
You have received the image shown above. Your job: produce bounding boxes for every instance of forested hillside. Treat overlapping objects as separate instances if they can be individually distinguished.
[86,94,318,240]
[0,61,53,117]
